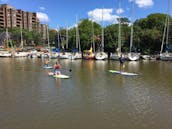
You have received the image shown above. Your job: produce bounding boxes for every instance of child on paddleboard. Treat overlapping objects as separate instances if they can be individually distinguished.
[54,59,61,75]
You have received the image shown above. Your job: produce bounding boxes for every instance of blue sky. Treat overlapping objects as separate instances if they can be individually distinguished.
[0,0,170,29]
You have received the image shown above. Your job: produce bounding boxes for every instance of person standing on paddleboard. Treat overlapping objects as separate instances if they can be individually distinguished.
[119,54,125,72]
[54,59,61,75]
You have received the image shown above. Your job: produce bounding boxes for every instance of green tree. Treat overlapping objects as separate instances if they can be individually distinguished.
[10,27,21,47]
[104,17,130,53]
[49,29,57,46]
[78,19,101,51]
[104,24,118,52]
[134,13,167,54]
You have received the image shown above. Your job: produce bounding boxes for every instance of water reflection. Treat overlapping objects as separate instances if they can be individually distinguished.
[127,61,140,72]
[0,59,172,129]
[54,78,61,87]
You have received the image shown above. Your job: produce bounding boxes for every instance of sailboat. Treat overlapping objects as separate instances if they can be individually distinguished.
[13,23,29,58]
[59,25,72,59]
[83,21,95,60]
[71,16,82,60]
[0,28,12,57]
[49,26,62,59]
[41,25,54,59]
[49,27,60,59]
[110,1,122,60]
[160,0,172,61]
[127,2,140,61]
[40,25,49,58]
[95,8,108,60]
[83,46,95,60]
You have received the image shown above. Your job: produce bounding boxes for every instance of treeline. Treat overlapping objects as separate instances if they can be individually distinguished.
[53,13,172,54]
[0,27,42,47]
[1,13,171,54]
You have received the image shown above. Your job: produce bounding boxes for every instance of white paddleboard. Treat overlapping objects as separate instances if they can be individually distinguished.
[109,70,138,76]
[43,65,53,69]
[48,72,70,79]
[53,74,70,79]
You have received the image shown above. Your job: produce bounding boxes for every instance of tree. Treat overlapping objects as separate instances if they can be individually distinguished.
[104,17,130,53]
[134,13,168,54]
[49,29,57,46]
[104,24,118,52]
[78,19,101,51]
[10,27,21,47]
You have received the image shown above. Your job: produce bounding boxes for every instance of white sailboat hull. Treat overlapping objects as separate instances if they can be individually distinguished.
[160,52,172,61]
[14,52,29,57]
[59,52,72,59]
[29,50,38,58]
[141,55,150,60]
[110,53,120,60]
[95,52,108,60]
[70,52,82,60]
[49,52,59,59]
[0,51,12,57]
[128,53,140,61]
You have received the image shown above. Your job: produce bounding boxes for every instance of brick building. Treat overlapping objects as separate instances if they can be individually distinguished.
[0,4,47,40]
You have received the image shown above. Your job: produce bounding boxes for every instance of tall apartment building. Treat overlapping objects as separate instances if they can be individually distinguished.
[0,4,46,36]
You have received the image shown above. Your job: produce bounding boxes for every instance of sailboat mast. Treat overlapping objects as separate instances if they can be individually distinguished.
[118,0,121,54]
[76,15,78,49]
[20,22,23,49]
[92,21,95,53]
[78,35,81,52]
[66,24,68,49]
[75,15,81,52]
[166,0,170,46]
[101,7,104,52]
[130,1,134,53]
[57,26,60,48]
[161,0,171,53]
[160,13,168,53]
[6,28,8,48]
[46,25,50,51]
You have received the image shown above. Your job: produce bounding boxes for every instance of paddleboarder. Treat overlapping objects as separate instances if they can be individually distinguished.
[119,53,125,72]
[54,59,61,75]
[44,59,50,67]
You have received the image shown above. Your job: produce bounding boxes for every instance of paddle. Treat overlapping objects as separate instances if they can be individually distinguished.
[61,68,72,72]
[48,68,71,76]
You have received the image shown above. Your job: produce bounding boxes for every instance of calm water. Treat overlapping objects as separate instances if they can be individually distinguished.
[0,58,172,129]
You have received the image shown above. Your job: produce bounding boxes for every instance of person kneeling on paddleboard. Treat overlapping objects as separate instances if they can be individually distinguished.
[54,60,61,75]
[44,59,50,67]
[119,54,125,72]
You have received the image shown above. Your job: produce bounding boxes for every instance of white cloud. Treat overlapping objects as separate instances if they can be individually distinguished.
[39,6,46,11]
[116,8,124,14]
[133,0,154,8]
[36,12,49,23]
[88,8,119,23]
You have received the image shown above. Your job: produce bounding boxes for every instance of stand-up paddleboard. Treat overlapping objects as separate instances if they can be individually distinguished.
[109,70,138,76]
[43,65,53,69]
[53,74,70,79]
[48,72,70,79]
